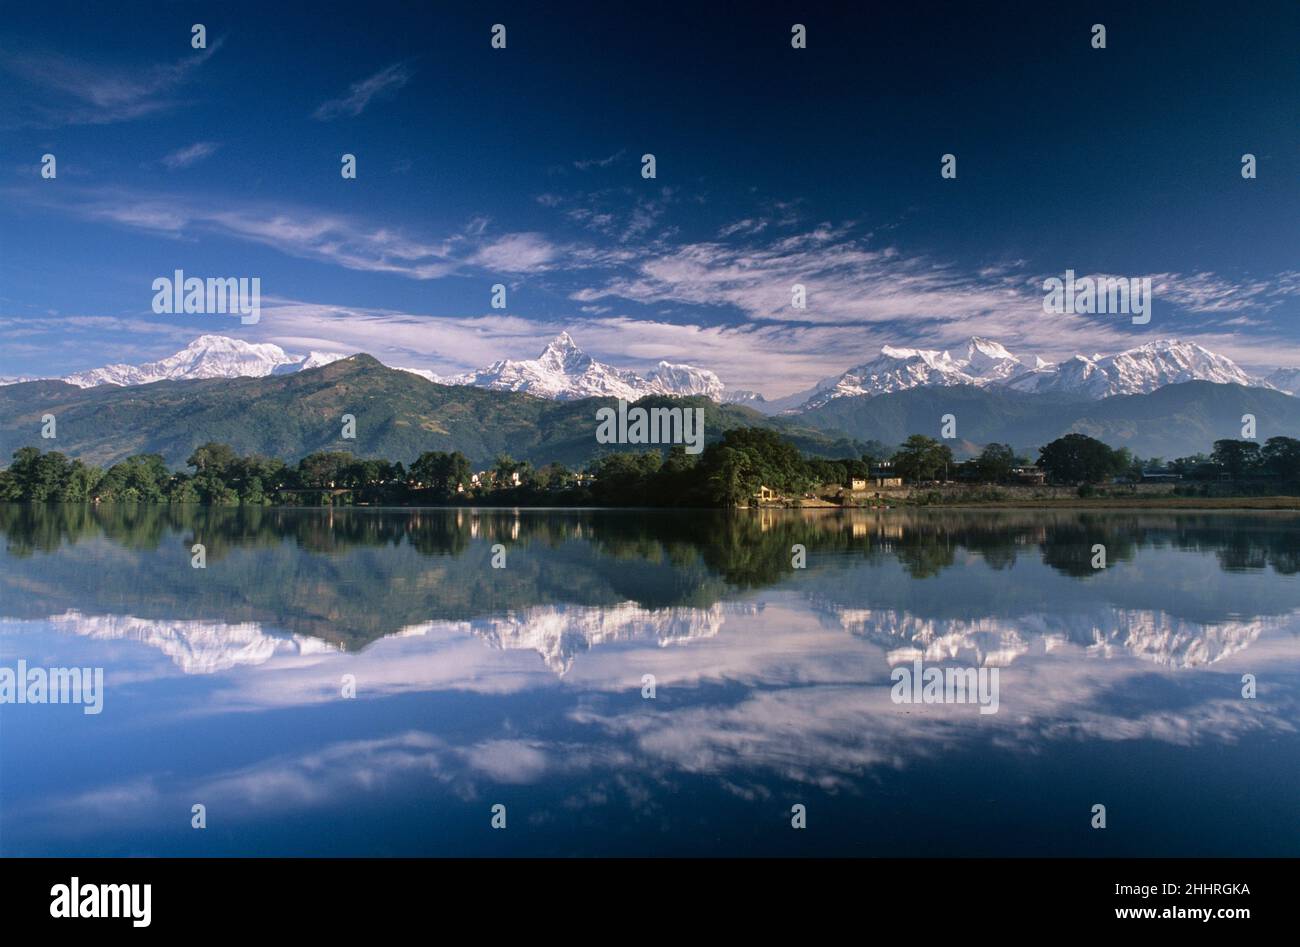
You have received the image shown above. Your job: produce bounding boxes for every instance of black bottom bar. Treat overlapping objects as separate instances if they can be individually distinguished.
[1,857,1289,933]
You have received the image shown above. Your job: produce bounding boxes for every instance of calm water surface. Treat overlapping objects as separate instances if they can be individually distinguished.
[1,505,1297,856]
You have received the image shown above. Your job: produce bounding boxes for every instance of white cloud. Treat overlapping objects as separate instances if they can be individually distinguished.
[160,141,220,170]
[469,232,558,273]
[313,62,412,120]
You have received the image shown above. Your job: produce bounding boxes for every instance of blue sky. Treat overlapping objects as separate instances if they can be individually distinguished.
[1,0,1298,394]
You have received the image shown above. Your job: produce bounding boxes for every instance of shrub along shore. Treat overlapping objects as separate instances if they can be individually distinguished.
[2,428,1299,508]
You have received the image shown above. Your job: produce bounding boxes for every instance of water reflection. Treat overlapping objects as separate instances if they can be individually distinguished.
[1,505,1297,856]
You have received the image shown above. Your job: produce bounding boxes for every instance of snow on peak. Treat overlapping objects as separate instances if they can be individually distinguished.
[793,343,978,410]
[1004,338,1261,398]
[783,336,1276,410]
[536,331,592,374]
[13,332,1289,408]
[646,360,725,399]
[962,336,1021,379]
[58,335,350,388]
[447,335,728,402]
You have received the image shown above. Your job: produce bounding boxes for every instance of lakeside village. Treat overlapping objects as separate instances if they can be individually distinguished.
[3,426,1300,508]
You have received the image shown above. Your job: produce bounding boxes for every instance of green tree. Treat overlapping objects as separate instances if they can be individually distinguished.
[187,442,237,476]
[892,435,954,482]
[1211,439,1262,480]
[974,442,1015,483]
[1262,437,1300,480]
[705,446,755,506]
[296,451,354,489]
[1037,433,1124,484]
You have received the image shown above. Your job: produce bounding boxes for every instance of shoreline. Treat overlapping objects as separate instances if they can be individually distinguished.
[5,496,1300,512]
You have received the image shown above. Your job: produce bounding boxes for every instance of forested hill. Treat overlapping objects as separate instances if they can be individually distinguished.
[0,354,873,468]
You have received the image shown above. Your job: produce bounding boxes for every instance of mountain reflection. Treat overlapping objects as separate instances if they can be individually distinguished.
[2,504,1298,672]
[3,504,1300,857]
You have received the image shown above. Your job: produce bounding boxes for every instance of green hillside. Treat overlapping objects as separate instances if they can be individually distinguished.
[0,355,871,468]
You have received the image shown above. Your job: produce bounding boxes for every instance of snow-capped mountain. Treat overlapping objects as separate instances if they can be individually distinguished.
[785,337,1274,411]
[444,332,647,400]
[4,331,1290,409]
[58,335,348,388]
[1265,367,1300,395]
[783,337,1021,411]
[1001,354,1117,398]
[438,332,725,402]
[645,360,725,400]
[1002,339,1261,399]
[962,337,1023,382]
[722,389,769,407]
[795,346,977,410]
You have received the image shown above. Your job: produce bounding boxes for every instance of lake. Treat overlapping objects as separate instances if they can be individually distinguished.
[1,504,1297,856]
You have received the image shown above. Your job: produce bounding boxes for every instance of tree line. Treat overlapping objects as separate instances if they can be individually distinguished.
[2,429,1300,507]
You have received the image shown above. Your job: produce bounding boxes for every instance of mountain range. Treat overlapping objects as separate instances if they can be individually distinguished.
[778,337,1274,411]
[58,335,350,388]
[7,332,1300,410]
[3,332,1300,465]
[2,351,1296,466]
[0,354,865,468]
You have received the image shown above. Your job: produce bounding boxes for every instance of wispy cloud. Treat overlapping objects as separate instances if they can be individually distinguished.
[0,41,223,127]
[313,61,412,120]
[16,186,489,280]
[1150,271,1300,314]
[469,232,570,274]
[573,150,625,171]
[160,141,220,170]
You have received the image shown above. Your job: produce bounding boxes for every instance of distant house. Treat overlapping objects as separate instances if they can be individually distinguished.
[754,485,781,502]
[844,473,901,492]
[1011,466,1046,485]
[1140,469,1183,482]
[866,462,903,486]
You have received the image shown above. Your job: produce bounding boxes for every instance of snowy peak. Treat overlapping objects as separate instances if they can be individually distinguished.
[792,336,1273,409]
[448,334,725,402]
[536,331,593,374]
[10,332,1289,407]
[1102,339,1255,393]
[451,334,645,400]
[64,335,291,387]
[21,331,735,402]
[1265,367,1300,395]
[962,336,1022,380]
[1004,339,1261,398]
[795,343,979,410]
[57,335,350,388]
[646,361,725,399]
